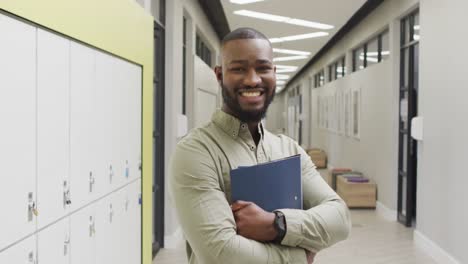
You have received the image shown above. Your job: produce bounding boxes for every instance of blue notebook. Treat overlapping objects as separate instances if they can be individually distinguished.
[230,155,302,212]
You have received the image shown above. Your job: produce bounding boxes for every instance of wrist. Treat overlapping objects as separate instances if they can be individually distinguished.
[272,210,286,243]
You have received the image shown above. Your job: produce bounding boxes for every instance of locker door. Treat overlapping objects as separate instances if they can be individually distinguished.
[0,13,37,250]
[127,180,142,264]
[37,217,70,264]
[70,205,96,264]
[70,42,99,210]
[0,235,37,264]
[117,60,132,185]
[37,28,71,229]
[95,52,122,194]
[128,63,142,181]
[95,192,119,264]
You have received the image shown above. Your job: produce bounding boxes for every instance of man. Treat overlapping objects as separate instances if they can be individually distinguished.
[169,27,351,264]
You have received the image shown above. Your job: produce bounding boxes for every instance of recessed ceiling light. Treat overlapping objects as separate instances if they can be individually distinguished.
[273,48,311,56]
[270,32,329,43]
[233,10,334,30]
[414,25,420,30]
[273,55,308,62]
[230,0,265,4]
[366,51,390,56]
[275,65,298,70]
[276,68,297,73]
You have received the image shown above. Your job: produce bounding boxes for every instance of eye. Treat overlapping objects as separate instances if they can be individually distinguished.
[257,66,272,73]
[230,67,245,73]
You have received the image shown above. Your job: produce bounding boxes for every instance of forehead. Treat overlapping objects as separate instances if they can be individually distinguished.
[221,38,272,63]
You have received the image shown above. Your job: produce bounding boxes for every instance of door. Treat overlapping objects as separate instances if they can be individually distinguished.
[37,28,71,229]
[153,20,166,255]
[397,10,419,227]
[0,13,37,250]
[37,217,70,264]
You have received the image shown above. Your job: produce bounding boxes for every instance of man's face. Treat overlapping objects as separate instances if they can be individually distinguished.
[215,38,276,122]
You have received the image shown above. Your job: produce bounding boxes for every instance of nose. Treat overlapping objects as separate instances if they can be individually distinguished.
[243,68,261,88]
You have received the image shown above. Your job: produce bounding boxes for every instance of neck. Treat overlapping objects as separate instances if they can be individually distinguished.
[222,106,261,145]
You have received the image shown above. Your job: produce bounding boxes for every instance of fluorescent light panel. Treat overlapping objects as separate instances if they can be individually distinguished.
[230,0,265,4]
[270,32,329,43]
[273,55,308,62]
[276,68,297,73]
[273,48,310,56]
[275,65,298,70]
[276,80,286,85]
[233,10,333,30]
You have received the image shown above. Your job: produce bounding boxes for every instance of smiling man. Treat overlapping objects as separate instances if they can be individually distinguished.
[169,28,351,264]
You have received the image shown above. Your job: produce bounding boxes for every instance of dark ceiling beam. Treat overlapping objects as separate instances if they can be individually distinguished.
[284,0,385,91]
[198,0,231,40]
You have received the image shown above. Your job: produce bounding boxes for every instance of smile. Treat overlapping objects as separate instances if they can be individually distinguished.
[240,91,262,97]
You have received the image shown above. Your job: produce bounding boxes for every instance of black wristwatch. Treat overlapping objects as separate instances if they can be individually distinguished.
[272,210,286,243]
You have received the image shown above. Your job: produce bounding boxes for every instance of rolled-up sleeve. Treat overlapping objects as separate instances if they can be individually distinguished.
[277,144,351,253]
[169,138,308,264]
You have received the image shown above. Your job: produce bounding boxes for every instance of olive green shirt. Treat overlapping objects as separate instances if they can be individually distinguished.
[169,110,351,264]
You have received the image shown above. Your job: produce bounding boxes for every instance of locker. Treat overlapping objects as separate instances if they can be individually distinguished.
[95,52,125,194]
[70,204,96,264]
[0,13,37,250]
[70,42,103,211]
[37,28,71,229]
[0,235,36,264]
[128,63,142,182]
[37,217,70,264]
[95,191,121,264]
[126,179,142,264]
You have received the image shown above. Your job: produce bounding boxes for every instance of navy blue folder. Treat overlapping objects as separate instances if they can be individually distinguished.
[230,155,302,212]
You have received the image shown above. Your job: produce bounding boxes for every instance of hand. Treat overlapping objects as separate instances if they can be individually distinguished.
[306,251,316,264]
[231,200,277,242]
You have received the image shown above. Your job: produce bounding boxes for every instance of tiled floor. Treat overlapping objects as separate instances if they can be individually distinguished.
[153,209,437,264]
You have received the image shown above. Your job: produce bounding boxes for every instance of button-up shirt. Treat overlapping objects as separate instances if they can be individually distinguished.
[169,110,351,264]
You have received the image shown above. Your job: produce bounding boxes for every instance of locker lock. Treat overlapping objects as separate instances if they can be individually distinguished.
[109,164,114,184]
[89,172,95,193]
[63,181,72,207]
[109,204,114,223]
[28,192,38,221]
[89,216,96,237]
[125,160,130,178]
[64,235,70,256]
[28,251,36,264]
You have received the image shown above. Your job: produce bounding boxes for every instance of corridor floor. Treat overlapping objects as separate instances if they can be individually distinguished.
[153,209,436,264]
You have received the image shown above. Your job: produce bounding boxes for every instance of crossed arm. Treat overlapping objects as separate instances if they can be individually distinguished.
[169,141,351,263]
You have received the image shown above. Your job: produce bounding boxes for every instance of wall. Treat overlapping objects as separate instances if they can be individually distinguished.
[163,0,221,244]
[0,1,153,263]
[270,0,418,213]
[415,0,467,263]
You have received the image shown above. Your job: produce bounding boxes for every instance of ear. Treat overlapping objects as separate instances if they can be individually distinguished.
[214,66,223,83]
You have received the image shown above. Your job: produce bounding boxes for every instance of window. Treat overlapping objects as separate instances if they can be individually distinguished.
[353,29,390,72]
[314,69,325,88]
[196,34,212,67]
[328,55,346,82]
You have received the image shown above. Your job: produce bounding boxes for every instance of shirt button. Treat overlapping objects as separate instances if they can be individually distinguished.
[241,124,246,129]
[250,146,255,151]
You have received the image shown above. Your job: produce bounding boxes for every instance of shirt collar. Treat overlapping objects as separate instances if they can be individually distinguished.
[212,109,265,140]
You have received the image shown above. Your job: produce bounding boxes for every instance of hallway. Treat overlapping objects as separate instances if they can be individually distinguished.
[153,209,436,264]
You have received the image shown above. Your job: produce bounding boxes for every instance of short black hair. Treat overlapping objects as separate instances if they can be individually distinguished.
[221,27,271,47]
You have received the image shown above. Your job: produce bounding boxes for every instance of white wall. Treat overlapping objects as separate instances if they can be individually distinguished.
[163,0,221,242]
[415,0,468,263]
[270,0,418,211]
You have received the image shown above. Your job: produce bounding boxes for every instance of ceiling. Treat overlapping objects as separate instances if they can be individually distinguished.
[220,0,367,91]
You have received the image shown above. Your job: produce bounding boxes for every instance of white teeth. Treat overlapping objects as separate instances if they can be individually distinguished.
[241,91,261,97]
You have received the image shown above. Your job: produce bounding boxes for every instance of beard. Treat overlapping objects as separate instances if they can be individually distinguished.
[221,83,275,123]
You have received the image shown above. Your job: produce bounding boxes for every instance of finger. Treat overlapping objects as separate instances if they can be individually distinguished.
[231,200,252,211]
